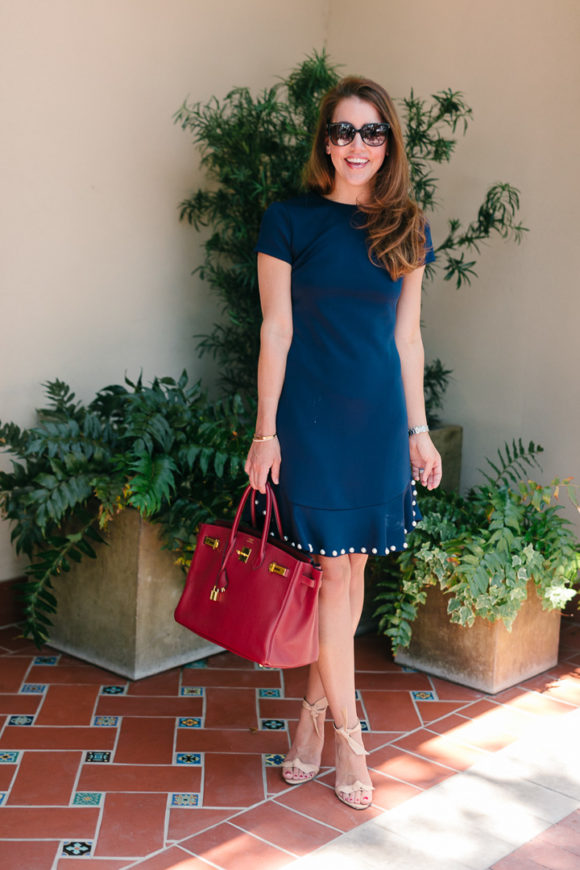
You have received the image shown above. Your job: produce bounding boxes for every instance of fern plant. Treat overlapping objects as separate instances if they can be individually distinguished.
[0,374,251,645]
[176,50,526,416]
[373,439,580,651]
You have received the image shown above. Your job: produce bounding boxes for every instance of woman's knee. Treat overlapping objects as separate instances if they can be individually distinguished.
[348,553,368,584]
[317,554,351,597]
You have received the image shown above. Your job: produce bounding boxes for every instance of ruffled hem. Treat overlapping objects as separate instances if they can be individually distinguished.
[248,480,421,558]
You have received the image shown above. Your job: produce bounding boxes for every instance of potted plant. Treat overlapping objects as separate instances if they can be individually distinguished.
[0,374,250,677]
[373,439,580,693]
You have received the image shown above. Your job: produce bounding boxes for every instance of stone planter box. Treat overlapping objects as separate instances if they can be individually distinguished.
[394,580,561,694]
[48,510,221,679]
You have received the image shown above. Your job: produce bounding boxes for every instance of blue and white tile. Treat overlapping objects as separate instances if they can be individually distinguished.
[0,751,20,763]
[92,715,119,727]
[264,753,285,767]
[175,752,202,766]
[8,715,35,726]
[84,751,112,763]
[412,690,438,701]
[258,688,281,698]
[73,792,103,806]
[170,793,201,807]
[20,684,47,694]
[180,687,204,697]
[260,719,287,731]
[61,841,92,858]
[177,717,203,729]
[100,685,128,695]
[33,655,60,665]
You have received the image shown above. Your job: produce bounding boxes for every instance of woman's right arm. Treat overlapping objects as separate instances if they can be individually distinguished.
[244,252,293,494]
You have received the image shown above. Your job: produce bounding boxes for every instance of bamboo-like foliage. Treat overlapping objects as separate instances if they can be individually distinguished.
[176,51,527,409]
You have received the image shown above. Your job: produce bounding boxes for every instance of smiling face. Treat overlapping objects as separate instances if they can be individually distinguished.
[326,96,388,204]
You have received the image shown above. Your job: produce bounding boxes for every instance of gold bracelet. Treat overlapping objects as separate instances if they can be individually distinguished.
[252,433,277,442]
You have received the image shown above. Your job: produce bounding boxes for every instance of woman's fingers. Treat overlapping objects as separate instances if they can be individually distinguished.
[271,456,281,486]
[245,442,281,493]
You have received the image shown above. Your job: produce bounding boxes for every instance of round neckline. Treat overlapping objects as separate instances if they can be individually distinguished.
[314,192,360,208]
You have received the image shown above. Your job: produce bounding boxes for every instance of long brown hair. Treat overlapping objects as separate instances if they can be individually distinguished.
[303,76,428,278]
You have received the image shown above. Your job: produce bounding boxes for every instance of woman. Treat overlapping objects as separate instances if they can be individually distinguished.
[245,76,442,810]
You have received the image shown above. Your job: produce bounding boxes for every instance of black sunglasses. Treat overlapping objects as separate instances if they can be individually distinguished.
[327,121,390,147]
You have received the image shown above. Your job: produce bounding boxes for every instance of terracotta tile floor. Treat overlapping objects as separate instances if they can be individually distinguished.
[0,614,578,870]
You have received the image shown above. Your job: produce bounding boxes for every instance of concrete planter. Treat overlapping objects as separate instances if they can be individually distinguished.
[48,510,221,679]
[394,580,561,694]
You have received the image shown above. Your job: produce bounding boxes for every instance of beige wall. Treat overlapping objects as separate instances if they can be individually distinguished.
[328,0,580,532]
[1,0,579,582]
[0,0,330,580]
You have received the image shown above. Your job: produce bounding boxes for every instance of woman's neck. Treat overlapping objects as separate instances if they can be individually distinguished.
[324,179,371,206]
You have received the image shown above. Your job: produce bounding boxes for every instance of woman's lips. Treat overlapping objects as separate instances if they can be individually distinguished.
[345,158,369,168]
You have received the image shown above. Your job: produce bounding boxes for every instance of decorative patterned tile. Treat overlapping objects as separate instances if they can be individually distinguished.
[100,685,128,695]
[355,689,361,700]
[184,659,207,668]
[92,716,119,727]
[255,663,278,670]
[178,717,202,728]
[175,752,202,766]
[84,751,112,763]
[401,665,418,673]
[264,753,285,766]
[412,690,437,701]
[170,792,201,807]
[73,792,103,806]
[180,687,204,696]
[61,840,92,857]
[0,793,6,806]
[258,688,281,698]
[260,719,286,730]
[360,719,370,731]
[0,751,20,763]
[20,683,47,694]
[33,655,60,665]
[8,714,35,726]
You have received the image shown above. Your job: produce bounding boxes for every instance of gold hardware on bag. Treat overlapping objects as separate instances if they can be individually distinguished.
[209,586,222,601]
[236,547,251,563]
[269,562,288,577]
[203,536,220,550]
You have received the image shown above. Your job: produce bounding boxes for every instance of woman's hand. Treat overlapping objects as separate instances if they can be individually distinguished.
[244,438,281,494]
[409,432,442,490]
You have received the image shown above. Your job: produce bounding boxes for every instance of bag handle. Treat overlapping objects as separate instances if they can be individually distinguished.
[250,481,284,539]
[220,484,283,581]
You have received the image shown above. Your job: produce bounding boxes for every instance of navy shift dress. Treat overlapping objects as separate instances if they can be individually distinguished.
[254,191,435,558]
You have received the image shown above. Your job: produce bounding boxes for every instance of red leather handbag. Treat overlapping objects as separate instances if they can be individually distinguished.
[174,483,323,668]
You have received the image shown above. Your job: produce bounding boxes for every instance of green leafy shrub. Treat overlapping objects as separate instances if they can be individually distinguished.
[373,440,580,651]
[0,374,251,645]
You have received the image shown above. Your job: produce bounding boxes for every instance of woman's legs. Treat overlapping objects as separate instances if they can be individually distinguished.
[283,554,372,804]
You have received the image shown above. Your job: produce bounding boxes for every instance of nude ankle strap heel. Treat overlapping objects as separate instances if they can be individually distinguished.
[334,714,374,810]
[301,696,328,739]
[281,696,328,785]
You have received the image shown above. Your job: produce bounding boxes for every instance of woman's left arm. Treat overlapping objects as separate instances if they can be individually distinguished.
[394,266,442,491]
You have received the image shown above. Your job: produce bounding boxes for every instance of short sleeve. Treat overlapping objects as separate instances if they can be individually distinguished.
[423,220,436,265]
[254,202,293,264]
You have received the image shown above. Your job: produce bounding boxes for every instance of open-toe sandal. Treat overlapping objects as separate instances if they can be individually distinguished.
[281,696,328,784]
[334,718,374,810]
